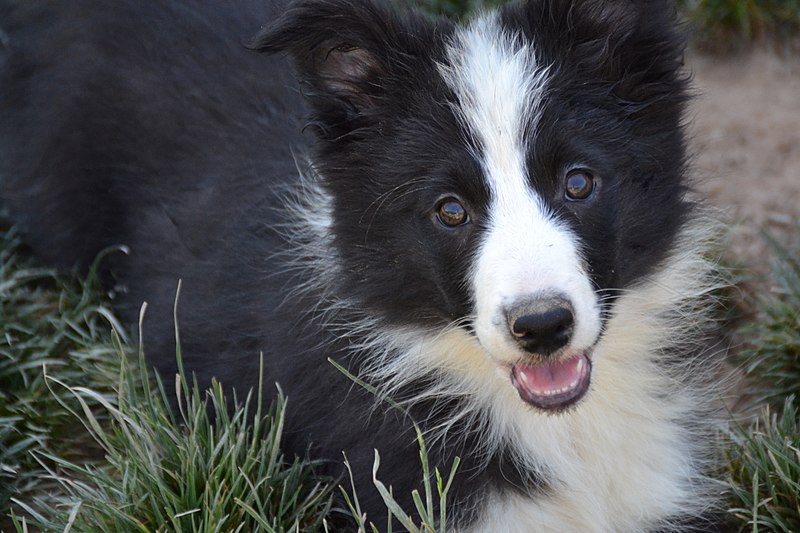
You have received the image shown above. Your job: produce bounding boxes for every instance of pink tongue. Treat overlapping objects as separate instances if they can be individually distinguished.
[514,354,584,395]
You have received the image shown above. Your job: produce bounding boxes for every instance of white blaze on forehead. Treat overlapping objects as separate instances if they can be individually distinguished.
[441,14,601,363]
[440,14,546,178]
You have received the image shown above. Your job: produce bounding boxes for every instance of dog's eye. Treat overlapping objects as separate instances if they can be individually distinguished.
[436,198,469,227]
[565,170,596,201]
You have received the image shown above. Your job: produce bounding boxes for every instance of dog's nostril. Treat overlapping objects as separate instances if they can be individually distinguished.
[510,304,574,356]
[512,307,573,338]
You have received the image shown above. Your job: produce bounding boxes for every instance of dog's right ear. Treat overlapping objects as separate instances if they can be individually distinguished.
[250,0,393,118]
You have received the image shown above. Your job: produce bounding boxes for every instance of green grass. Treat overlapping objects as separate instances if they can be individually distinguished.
[0,228,122,514]
[722,227,800,532]
[734,232,800,410]
[726,397,800,532]
[341,436,459,533]
[680,0,800,49]
[9,349,333,532]
[330,360,461,533]
[0,231,332,532]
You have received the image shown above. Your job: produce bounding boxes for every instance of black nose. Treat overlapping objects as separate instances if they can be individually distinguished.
[508,298,574,356]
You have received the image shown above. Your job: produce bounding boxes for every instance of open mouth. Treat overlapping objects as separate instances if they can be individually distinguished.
[510,352,592,411]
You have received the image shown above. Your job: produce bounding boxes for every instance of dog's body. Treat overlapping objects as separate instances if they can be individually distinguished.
[1,0,727,530]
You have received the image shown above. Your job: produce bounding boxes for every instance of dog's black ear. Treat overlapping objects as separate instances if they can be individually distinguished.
[538,0,679,43]
[521,0,685,108]
[251,0,393,115]
[562,0,641,40]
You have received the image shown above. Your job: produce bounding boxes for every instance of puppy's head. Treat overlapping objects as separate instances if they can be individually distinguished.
[254,0,689,411]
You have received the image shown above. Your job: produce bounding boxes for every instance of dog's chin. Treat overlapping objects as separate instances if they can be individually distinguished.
[508,352,592,412]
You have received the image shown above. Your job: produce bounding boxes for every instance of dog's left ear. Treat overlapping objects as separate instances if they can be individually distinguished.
[251,0,393,117]
[519,0,685,107]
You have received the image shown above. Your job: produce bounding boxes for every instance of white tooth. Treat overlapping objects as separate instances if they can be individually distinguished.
[576,357,584,374]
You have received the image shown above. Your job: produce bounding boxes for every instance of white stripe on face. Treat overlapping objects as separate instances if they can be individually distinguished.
[441,14,601,365]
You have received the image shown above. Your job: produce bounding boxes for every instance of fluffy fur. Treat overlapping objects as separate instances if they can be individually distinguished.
[0,0,729,530]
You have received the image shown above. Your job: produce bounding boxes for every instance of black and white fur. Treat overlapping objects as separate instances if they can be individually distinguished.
[0,0,728,530]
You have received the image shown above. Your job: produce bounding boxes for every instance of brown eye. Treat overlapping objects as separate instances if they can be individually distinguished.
[565,170,596,201]
[436,199,469,227]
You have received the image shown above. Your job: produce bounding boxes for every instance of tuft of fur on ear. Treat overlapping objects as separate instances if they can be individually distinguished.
[565,0,641,41]
[517,0,686,110]
[250,0,392,116]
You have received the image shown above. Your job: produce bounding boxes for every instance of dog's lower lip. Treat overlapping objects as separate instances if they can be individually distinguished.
[510,353,592,410]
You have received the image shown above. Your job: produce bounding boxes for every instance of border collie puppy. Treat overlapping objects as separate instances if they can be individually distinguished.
[0,0,728,530]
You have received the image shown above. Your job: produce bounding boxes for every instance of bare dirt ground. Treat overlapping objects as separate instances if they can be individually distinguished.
[687,48,800,269]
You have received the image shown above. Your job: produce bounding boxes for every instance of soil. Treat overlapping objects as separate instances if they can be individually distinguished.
[687,48,800,268]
